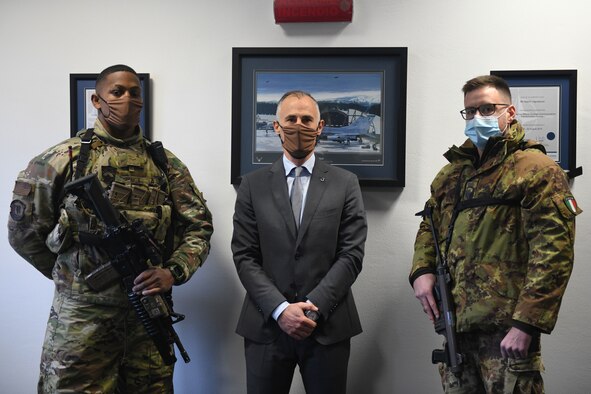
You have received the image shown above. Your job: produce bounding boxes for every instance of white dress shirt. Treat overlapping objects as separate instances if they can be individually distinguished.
[272,154,316,321]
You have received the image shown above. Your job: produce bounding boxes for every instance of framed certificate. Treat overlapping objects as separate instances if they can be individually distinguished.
[491,69,581,178]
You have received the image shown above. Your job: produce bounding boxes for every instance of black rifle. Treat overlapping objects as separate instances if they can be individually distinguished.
[64,173,190,365]
[417,204,463,377]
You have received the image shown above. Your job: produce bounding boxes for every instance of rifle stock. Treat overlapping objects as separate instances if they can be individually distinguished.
[64,173,190,365]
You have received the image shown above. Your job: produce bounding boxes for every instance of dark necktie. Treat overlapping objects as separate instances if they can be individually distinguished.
[290,166,304,229]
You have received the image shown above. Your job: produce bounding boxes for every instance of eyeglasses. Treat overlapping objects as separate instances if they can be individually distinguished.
[460,103,510,120]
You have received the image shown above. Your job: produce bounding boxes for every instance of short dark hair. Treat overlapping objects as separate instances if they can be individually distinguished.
[462,75,512,101]
[96,64,138,89]
[276,90,319,117]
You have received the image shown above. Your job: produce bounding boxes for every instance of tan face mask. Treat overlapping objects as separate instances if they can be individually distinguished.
[278,123,318,159]
[98,95,143,130]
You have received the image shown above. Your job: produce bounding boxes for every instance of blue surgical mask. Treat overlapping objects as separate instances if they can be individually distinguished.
[464,111,507,150]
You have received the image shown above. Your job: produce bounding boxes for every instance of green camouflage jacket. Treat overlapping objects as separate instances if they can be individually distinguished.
[411,121,580,334]
[8,121,213,306]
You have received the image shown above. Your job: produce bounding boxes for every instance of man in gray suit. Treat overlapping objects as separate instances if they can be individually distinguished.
[232,90,367,394]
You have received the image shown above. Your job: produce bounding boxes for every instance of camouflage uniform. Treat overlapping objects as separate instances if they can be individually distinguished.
[439,331,544,393]
[410,121,580,393]
[8,120,213,393]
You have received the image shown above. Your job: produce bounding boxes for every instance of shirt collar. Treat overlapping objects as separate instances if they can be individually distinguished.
[283,154,315,177]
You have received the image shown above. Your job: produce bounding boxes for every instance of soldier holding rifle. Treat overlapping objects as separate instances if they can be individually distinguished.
[410,75,580,393]
[8,64,213,393]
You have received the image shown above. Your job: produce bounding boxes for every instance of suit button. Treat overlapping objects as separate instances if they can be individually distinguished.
[294,253,300,260]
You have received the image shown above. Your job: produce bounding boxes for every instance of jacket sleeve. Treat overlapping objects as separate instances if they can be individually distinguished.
[163,151,213,284]
[231,175,286,321]
[410,216,438,285]
[513,161,580,333]
[410,172,447,285]
[306,173,367,318]
[7,145,72,279]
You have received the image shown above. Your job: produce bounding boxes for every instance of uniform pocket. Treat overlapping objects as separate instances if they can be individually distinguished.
[508,354,544,373]
[504,354,545,394]
[46,209,73,254]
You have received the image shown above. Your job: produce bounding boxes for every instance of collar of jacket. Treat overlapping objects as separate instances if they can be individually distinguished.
[444,120,527,170]
[93,119,144,147]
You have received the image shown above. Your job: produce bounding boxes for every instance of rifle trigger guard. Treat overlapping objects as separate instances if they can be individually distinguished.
[171,312,185,324]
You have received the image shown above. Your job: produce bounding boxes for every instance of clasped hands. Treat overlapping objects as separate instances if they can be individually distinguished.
[278,302,319,340]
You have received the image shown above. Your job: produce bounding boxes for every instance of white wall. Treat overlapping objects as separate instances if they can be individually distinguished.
[1,1,590,393]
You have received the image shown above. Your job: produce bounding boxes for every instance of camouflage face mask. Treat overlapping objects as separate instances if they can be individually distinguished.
[278,123,318,159]
[98,95,143,130]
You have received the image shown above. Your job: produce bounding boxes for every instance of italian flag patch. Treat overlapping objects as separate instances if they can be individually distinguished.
[565,196,578,214]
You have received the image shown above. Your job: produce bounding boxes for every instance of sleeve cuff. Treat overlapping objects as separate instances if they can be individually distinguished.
[409,267,435,287]
[511,319,541,335]
[272,301,289,321]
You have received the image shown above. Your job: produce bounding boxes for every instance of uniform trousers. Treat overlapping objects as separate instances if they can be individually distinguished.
[245,332,351,394]
[439,330,544,394]
[38,291,174,394]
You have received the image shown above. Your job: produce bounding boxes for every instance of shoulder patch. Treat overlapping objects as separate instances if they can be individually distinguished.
[564,196,580,215]
[13,180,33,196]
[10,200,26,221]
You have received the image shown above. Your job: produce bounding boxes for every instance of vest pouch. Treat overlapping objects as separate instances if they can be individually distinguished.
[121,204,171,246]
[147,187,168,206]
[85,261,121,291]
[109,181,132,205]
[131,185,150,206]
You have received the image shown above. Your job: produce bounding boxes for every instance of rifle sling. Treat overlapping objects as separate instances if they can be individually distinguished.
[443,167,521,257]
[74,128,95,180]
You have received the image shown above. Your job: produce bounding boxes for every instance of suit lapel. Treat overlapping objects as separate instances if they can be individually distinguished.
[297,161,329,245]
[269,159,297,237]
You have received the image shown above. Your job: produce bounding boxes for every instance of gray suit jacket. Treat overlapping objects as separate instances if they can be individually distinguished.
[232,158,367,345]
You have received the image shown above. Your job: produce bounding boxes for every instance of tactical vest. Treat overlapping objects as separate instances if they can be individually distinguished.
[55,129,172,258]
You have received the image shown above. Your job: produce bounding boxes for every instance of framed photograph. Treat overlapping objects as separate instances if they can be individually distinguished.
[490,69,581,178]
[69,73,151,139]
[231,47,408,187]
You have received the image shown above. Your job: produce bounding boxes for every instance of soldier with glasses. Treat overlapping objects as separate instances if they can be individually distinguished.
[410,75,580,393]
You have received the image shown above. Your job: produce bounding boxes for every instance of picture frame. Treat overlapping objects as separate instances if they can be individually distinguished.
[69,73,151,139]
[490,69,581,178]
[231,47,408,187]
